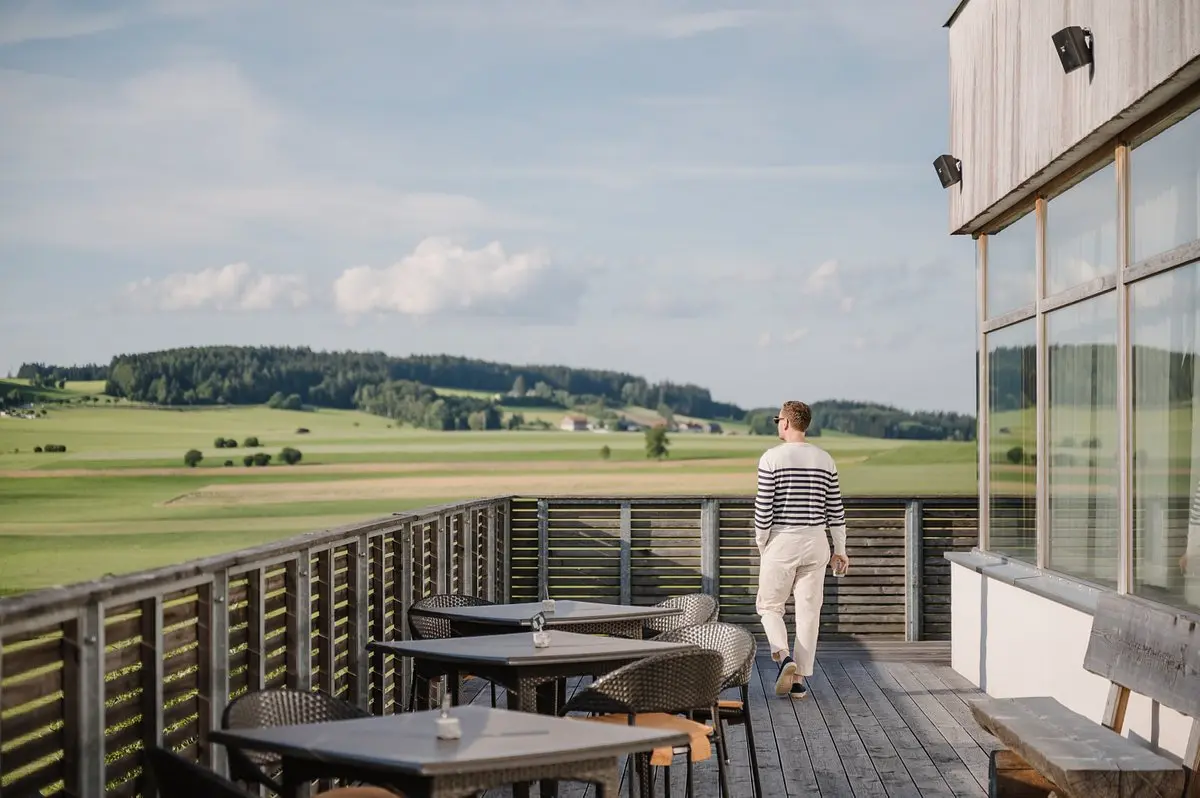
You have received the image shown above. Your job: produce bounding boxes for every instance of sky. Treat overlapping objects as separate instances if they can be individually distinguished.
[0,0,977,414]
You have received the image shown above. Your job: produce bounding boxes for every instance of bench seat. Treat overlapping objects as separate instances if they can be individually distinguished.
[969,696,1185,798]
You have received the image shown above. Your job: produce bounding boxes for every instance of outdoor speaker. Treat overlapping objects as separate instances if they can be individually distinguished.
[933,155,962,189]
[1052,26,1093,74]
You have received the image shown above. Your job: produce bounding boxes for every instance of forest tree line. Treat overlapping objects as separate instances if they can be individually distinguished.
[15,345,999,439]
[744,402,977,441]
[988,343,1197,413]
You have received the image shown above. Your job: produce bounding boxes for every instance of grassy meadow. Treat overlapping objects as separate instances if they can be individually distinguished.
[0,386,978,595]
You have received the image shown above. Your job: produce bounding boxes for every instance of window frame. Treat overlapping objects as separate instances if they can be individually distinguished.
[976,87,1200,607]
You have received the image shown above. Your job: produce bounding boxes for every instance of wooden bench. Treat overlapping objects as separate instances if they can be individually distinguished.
[968,592,1200,798]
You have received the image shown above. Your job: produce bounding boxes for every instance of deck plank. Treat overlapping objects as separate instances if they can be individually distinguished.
[461,641,994,797]
[840,658,959,797]
[861,661,987,798]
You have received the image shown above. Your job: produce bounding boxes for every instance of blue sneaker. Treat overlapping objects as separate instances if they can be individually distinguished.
[774,656,798,696]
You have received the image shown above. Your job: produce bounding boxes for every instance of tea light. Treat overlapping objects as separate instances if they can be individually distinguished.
[533,630,551,648]
[542,598,556,613]
[435,693,461,740]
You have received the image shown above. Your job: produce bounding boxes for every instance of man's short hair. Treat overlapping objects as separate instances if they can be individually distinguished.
[780,400,812,432]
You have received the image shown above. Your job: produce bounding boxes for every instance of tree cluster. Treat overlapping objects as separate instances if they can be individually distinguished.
[353,380,502,431]
[68,345,741,421]
[17,362,107,383]
[745,400,977,442]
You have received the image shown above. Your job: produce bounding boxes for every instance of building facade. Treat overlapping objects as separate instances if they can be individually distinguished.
[942,0,1200,761]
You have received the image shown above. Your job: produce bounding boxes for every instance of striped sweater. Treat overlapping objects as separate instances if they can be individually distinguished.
[754,442,847,554]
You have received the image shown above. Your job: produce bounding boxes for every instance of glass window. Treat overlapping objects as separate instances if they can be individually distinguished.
[1130,108,1200,263]
[985,210,1037,319]
[1131,260,1200,614]
[1046,293,1119,587]
[1045,161,1117,296]
[987,320,1037,561]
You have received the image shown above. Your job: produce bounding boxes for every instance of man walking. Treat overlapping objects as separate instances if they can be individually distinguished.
[754,401,848,698]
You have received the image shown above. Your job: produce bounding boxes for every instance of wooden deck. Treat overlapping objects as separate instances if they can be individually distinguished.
[464,641,1000,797]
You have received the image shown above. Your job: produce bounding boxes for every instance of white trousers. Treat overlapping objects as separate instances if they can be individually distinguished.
[755,527,829,676]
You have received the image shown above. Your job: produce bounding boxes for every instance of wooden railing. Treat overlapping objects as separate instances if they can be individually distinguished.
[0,494,978,798]
[508,496,979,640]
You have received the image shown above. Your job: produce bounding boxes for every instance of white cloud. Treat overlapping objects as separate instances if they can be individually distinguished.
[333,237,580,320]
[756,328,807,347]
[0,2,124,45]
[0,62,538,254]
[396,0,767,40]
[804,259,860,313]
[806,259,840,294]
[782,328,808,343]
[125,263,309,312]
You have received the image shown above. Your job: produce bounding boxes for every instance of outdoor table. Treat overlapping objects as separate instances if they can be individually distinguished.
[208,704,688,798]
[417,598,681,639]
[369,630,696,714]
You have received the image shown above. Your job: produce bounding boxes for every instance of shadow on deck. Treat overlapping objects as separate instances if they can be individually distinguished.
[465,640,999,797]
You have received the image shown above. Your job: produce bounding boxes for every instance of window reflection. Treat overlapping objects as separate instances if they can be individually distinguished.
[1046,294,1118,587]
[1131,261,1200,613]
[988,320,1037,561]
[1131,109,1200,263]
[1045,162,1117,296]
[985,211,1037,318]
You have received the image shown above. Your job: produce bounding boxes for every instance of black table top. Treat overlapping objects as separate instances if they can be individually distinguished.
[208,705,689,777]
[421,599,680,628]
[370,630,695,666]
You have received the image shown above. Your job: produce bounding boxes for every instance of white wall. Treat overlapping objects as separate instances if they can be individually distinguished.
[950,562,1195,762]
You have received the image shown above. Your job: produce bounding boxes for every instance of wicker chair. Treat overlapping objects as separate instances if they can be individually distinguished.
[642,593,719,638]
[143,746,257,798]
[221,688,371,794]
[654,622,761,798]
[560,647,730,798]
[143,745,401,798]
[407,593,498,711]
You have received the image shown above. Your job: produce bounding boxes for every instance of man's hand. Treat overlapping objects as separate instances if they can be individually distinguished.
[830,554,849,574]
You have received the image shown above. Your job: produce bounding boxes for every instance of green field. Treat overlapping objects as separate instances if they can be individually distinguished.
[0,402,978,595]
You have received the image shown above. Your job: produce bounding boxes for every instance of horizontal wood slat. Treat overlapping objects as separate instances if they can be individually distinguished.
[0,497,510,798]
[510,496,981,641]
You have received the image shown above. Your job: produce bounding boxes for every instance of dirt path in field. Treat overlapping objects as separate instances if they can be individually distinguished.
[164,470,760,507]
[0,457,759,479]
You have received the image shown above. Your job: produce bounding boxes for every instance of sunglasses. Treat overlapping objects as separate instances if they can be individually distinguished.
[773,416,782,424]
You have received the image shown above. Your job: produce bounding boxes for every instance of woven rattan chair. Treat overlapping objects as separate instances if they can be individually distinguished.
[221,688,371,794]
[654,622,761,798]
[143,746,257,798]
[407,593,498,711]
[642,593,719,638]
[560,647,730,798]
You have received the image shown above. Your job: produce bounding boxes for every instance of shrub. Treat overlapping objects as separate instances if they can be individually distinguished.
[599,445,611,460]
[243,436,260,448]
[33,446,43,453]
[184,449,203,468]
[42,444,67,453]
[224,460,234,467]
[1006,446,1024,464]
[243,455,254,467]
[295,428,310,434]
[252,452,272,467]
[279,447,302,465]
